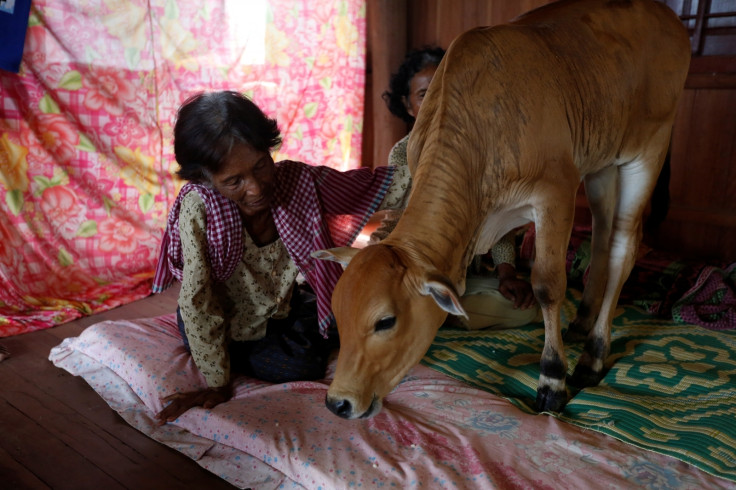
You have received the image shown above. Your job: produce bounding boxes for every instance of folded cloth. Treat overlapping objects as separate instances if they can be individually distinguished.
[449,276,541,330]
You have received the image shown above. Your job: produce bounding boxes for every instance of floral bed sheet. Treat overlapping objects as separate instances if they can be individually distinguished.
[49,314,735,489]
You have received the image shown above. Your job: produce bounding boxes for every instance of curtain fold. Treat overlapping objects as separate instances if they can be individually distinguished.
[0,0,367,337]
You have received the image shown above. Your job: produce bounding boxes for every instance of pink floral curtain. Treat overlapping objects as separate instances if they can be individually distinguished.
[0,0,367,337]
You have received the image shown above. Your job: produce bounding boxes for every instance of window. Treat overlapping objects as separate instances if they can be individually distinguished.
[662,0,736,56]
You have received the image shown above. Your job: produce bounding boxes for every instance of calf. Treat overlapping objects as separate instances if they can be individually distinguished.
[315,0,690,418]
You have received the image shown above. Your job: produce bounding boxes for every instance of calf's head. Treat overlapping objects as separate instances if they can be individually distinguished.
[313,244,466,419]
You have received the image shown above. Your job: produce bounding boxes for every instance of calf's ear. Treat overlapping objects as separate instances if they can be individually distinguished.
[420,275,468,319]
[311,247,360,268]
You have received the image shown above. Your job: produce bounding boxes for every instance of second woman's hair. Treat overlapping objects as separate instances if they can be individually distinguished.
[383,46,445,124]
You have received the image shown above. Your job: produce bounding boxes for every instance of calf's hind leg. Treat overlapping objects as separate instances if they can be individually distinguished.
[570,146,668,387]
[530,180,577,412]
[565,166,617,342]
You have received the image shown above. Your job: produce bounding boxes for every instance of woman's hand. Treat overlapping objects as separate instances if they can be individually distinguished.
[496,263,536,309]
[156,385,232,426]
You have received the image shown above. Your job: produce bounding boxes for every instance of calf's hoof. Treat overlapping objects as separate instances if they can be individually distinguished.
[535,385,568,413]
[569,363,604,388]
[563,329,587,343]
[563,321,590,343]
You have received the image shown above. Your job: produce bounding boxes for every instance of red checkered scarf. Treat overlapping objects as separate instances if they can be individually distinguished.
[153,161,394,336]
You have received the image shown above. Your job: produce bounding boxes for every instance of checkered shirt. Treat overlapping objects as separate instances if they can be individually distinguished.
[153,161,394,337]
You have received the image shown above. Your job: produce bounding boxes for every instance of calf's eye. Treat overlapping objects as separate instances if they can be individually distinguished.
[374,316,396,332]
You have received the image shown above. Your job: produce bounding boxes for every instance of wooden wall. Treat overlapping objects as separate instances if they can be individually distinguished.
[651,55,736,261]
[364,0,548,171]
[405,0,548,48]
[364,0,736,263]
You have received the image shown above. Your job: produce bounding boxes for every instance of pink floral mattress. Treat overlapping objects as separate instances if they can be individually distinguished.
[49,314,734,489]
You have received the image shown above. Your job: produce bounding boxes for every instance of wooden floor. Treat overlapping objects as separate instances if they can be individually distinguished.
[0,284,239,490]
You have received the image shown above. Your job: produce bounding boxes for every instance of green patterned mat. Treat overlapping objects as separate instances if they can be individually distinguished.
[422,288,736,482]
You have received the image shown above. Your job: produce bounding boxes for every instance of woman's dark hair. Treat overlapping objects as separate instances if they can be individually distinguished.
[173,91,282,182]
[382,46,445,124]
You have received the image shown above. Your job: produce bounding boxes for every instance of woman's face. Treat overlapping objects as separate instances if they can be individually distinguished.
[209,142,276,218]
[404,64,438,120]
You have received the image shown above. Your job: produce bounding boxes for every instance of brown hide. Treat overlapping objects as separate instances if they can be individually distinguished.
[316,0,691,419]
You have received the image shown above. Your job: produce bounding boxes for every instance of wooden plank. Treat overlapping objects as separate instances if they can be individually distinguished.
[666,205,736,228]
[0,328,236,488]
[689,55,736,73]
[367,0,409,169]
[408,0,439,47]
[0,444,50,489]
[1,379,147,489]
[491,0,548,25]
[665,83,736,262]
[0,398,126,490]
[1,371,234,489]
[686,72,736,89]
[437,1,465,49]
[681,90,736,210]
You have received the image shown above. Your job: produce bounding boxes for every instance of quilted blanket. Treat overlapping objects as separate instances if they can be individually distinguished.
[49,312,735,489]
[423,288,736,482]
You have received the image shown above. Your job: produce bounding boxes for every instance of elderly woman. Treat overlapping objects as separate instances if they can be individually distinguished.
[153,91,409,424]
